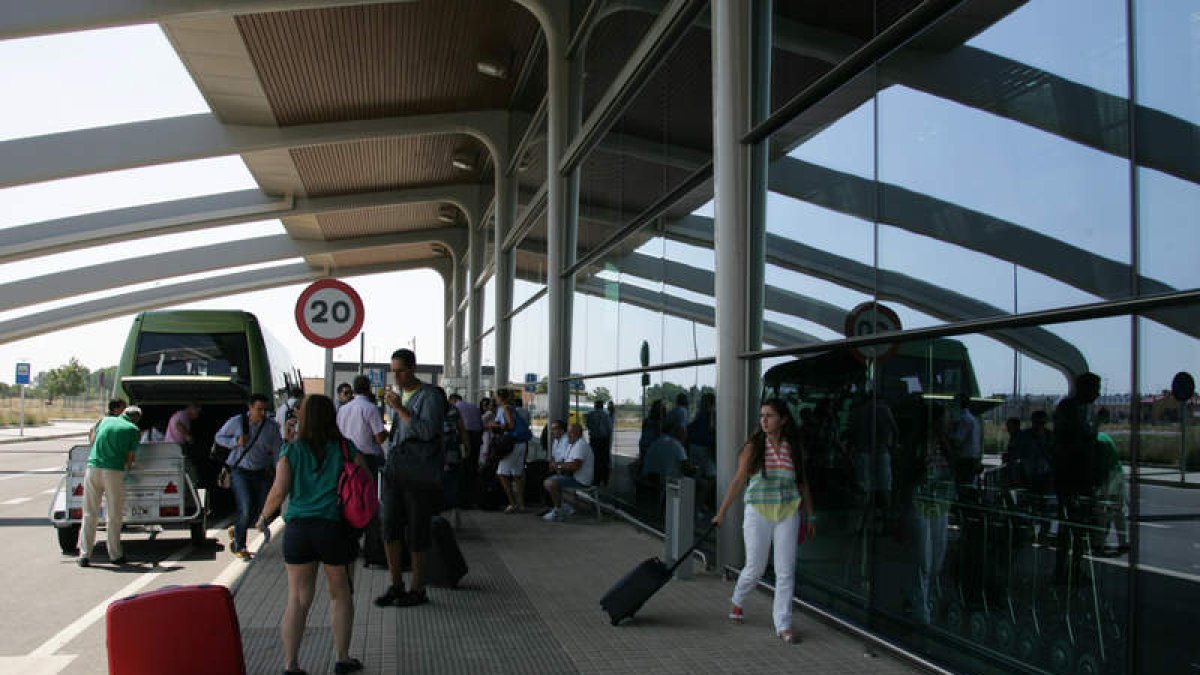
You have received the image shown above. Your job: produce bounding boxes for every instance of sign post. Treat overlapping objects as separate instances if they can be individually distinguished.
[295,280,365,397]
[15,363,30,437]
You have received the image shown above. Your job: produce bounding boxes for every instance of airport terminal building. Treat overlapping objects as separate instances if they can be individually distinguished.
[4,1,1198,672]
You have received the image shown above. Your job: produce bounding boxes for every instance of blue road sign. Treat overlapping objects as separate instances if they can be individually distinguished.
[15,363,30,385]
[368,367,386,388]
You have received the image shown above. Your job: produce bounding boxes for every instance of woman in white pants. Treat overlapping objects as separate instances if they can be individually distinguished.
[713,398,815,643]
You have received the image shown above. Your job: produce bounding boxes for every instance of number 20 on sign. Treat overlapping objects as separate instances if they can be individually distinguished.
[295,279,365,348]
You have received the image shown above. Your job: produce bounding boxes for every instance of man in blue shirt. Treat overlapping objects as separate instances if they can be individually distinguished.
[215,393,282,560]
[584,400,613,485]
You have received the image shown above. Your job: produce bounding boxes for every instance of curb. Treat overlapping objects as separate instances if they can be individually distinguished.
[0,431,88,446]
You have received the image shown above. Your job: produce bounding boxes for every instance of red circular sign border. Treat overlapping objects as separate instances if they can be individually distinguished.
[844,301,902,365]
[295,278,365,348]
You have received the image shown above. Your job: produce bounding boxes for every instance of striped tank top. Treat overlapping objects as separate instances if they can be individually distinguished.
[745,438,801,522]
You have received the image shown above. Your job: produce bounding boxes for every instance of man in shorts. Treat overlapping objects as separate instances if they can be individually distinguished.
[375,348,445,608]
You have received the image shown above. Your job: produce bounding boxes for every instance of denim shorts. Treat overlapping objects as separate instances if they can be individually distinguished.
[546,474,588,490]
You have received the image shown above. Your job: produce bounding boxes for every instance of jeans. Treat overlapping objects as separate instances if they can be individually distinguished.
[909,509,949,624]
[732,506,800,631]
[231,467,271,551]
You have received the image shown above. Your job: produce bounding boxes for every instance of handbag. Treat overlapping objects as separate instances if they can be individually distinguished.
[488,433,515,463]
[216,415,265,489]
[337,440,379,530]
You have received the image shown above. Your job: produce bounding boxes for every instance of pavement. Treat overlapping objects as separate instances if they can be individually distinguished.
[233,507,927,675]
[0,419,91,445]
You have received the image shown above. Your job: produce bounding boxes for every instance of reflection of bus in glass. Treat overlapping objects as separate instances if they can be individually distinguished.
[116,311,298,501]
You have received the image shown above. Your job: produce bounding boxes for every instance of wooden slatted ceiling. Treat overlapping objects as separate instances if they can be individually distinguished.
[329,245,442,269]
[236,0,539,126]
[316,203,446,239]
[290,134,485,197]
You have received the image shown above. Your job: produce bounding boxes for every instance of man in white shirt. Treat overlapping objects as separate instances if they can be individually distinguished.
[953,393,982,486]
[336,375,388,566]
[276,386,303,441]
[542,422,594,522]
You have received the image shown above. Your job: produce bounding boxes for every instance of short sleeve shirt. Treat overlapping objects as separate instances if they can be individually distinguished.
[281,439,356,522]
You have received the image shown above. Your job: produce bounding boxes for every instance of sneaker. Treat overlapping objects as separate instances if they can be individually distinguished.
[542,508,560,521]
[395,589,428,607]
[233,549,252,562]
[777,629,799,644]
[111,557,128,566]
[374,585,406,607]
[77,557,90,568]
[728,606,744,623]
[559,502,576,516]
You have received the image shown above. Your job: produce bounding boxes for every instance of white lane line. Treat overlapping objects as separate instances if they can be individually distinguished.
[41,489,57,495]
[1140,522,1171,529]
[0,466,61,482]
[1,496,33,505]
[28,545,194,658]
[211,518,285,588]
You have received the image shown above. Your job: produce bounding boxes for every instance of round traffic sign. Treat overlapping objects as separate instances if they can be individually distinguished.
[844,301,902,363]
[295,279,365,348]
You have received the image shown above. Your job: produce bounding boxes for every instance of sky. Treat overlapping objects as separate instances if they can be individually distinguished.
[0,25,448,382]
[0,1,1196,405]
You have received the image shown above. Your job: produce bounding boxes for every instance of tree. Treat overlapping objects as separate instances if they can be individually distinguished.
[591,386,612,402]
[44,358,90,403]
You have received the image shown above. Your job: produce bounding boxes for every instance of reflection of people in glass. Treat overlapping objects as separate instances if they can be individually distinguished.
[1094,407,1129,554]
[908,403,954,625]
[1053,372,1102,584]
[848,392,897,533]
[638,399,665,465]
[687,392,716,478]
[951,393,982,486]
[713,399,815,644]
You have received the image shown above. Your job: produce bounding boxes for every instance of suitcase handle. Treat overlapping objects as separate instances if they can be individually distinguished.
[665,523,716,576]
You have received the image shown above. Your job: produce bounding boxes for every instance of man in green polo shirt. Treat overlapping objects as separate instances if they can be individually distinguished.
[78,405,142,567]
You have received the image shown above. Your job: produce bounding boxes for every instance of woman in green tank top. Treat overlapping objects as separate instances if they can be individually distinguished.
[713,398,815,643]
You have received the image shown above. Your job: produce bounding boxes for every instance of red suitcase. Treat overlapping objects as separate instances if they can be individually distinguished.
[106,584,246,675]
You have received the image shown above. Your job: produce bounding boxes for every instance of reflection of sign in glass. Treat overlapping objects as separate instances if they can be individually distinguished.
[368,368,387,388]
[844,302,902,363]
[15,363,31,385]
[524,372,538,393]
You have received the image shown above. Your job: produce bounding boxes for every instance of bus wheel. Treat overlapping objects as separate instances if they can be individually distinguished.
[57,525,80,555]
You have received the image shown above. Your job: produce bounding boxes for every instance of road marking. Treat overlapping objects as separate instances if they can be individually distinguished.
[41,489,57,495]
[0,466,61,482]
[1,496,33,505]
[28,544,194,659]
[1140,522,1171,529]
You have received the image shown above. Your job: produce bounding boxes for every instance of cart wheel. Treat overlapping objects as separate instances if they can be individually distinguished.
[942,600,965,634]
[1015,627,1042,665]
[967,610,990,643]
[1076,652,1100,675]
[57,524,80,555]
[190,520,207,546]
[993,617,1016,652]
[1049,637,1076,674]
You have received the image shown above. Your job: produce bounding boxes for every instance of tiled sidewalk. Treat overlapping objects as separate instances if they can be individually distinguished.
[234,509,925,674]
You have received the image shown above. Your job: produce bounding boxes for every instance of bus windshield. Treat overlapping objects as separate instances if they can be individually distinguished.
[133,332,251,384]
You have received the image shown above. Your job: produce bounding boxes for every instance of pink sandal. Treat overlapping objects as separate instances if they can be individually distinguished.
[728,606,744,623]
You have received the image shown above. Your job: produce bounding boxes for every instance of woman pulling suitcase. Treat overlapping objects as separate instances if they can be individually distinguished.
[712,398,816,644]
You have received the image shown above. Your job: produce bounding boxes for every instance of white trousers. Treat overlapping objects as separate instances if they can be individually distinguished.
[79,467,126,559]
[732,505,799,631]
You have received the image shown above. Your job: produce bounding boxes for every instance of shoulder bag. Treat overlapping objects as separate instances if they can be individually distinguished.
[217,416,266,489]
[338,440,379,530]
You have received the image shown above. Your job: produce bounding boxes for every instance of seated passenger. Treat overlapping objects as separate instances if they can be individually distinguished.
[542,422,594,522]
[641,423,689,481]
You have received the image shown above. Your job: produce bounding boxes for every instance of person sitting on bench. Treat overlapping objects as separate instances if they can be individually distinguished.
[542,422,594,522]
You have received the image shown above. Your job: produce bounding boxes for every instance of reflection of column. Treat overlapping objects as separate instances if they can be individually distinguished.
[468,221,484,399]
[545,2,571,423]
[713,0,755,568]
[440,258,455,377]
[495,171,517,390]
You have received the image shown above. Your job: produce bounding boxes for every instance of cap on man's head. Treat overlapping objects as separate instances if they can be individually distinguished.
[124,406,142,418]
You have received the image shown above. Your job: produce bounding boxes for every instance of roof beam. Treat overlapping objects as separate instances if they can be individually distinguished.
[666,214,1090,378]
[0,184,480,263]
[0,258,438,345]
[0,227,465,313]
[0,0,417,41]
[0,110,508,189]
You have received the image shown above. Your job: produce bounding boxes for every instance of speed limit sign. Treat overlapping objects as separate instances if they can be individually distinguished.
[844,301,902,364]
[295,279,365,348]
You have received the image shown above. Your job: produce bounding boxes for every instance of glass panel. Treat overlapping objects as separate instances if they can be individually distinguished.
[509,292,549,397]
[1135,309,1200,673]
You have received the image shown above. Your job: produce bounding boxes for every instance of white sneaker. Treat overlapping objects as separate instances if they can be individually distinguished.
[560,502,576,516]
[542,508,560,521]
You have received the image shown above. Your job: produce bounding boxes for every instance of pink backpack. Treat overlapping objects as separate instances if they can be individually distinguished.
[337,440,379,529]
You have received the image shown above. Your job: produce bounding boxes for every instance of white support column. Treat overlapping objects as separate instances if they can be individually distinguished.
[495,171,517,390]
[454,253,466,376]
[712,0,755,568]
[545,2,571,423]
[443,264,455,377]
[467,221,484,399]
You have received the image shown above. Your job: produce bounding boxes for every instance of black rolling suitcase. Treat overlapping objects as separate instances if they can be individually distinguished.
[600,525,715,625]
[426,515,468,588]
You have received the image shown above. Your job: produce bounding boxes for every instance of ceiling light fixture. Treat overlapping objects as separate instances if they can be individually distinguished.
[451,152,476,172]
[476,59,508,79]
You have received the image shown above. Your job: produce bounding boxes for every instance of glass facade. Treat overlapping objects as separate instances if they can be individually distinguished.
[536,1,1198,673]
